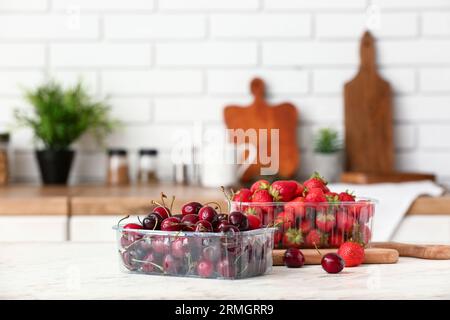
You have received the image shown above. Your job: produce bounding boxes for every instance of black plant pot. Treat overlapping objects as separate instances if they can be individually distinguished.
[36,149,75,185]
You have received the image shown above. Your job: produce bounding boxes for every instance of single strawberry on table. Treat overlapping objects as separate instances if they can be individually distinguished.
[303,172,330,193]
[250,179,270,194]
[337,241,365,267]
[270,180,298,202]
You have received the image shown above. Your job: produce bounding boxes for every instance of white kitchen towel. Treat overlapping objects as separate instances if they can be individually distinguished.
[327,181,444,241]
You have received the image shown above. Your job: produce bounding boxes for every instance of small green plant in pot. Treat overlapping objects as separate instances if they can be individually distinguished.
[313,128,342,182]
[15,80,117,185]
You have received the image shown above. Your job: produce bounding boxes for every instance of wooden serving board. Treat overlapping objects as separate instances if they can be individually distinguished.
[223,78,299,182]
[344,31,394,173]
[272,248,399,266]
[370,242,450,260]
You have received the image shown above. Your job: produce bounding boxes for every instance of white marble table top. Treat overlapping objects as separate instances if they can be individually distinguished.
[1,242,449,299]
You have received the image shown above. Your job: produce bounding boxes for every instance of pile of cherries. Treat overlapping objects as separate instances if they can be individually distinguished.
[118,194,271,279]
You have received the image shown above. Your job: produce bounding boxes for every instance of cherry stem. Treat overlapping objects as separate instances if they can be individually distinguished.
[220,186,232,212]
[170,195,175,212]
[117,215,130,228]
[313,242,322,257]
[161,192,167,207]
[151,200,172,217]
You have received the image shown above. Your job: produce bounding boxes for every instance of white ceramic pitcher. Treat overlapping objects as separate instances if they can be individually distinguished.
[200,143,256,188]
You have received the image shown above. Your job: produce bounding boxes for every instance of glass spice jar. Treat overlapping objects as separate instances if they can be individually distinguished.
[107,148,130,186]
[137,149,158,184]
[0,133,9,186]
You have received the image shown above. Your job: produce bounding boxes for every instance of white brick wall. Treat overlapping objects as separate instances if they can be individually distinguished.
[0,0,449,186]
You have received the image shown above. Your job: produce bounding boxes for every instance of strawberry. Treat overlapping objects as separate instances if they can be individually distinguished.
[325,192,339,203]
[274,211,295,230]
[305,229,326,247]
[282,228,303,248]
[251,189,273,203]
[250,179,270,194]
[354,200,374,224]
[337,241,365,267]
[232,188,252,203]
[315,212,336,232]
[336,211,355,233]
[270,180,298,202]
[284,196,306,219]
[303,172,329,193]
[292,181,305,197]
[338,191,356,202]
[329,233,344,247]
[353,223,372,245]
[274,230,283,248]
[305,188,327,203]
[246,214,262,230]
[300,219,313,234]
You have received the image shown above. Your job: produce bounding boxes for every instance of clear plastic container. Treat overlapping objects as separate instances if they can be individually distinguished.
[230,198,376,249]
[113,226,276,279]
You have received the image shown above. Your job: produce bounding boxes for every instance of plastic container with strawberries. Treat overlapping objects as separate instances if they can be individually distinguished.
[228,173,377,249]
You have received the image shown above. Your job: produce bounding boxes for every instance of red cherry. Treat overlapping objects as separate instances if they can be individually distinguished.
[198,206,218,223]
[217,258,236,278]
[195,220,213,232]
[202,245,221,262]
[171,237,188,258]
[197,260,214,278]
[160,217,182,232]
[218,224,240,234]
[142,213,163,230]
[123,223,143,230]
[141,252,161,273]
[153,206,170,219]
[181,214,200,231]
[152,236,170,254]
[163,254,182,274]
[283,248,305,268]
[214,220,231,232]
[228,211,249,231]
[321,253,345,273]
[181,202,202,216]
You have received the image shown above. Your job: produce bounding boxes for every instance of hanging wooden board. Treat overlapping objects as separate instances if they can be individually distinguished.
[223,78,299,182]
[344,31,394,173]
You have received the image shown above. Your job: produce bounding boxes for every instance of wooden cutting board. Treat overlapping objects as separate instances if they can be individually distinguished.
[223,78,299,182]
[272,248,399,266]
[344,31,394,173]
[370,242,450,260]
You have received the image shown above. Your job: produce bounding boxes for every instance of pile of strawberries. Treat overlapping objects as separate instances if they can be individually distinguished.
[230,172,374,249]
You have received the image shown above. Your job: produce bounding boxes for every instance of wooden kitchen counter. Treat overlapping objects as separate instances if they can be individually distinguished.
[0,184,449,216]
[1,242,449,299]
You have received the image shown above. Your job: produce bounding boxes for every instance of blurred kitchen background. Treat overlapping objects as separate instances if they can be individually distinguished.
[0,0,450,243]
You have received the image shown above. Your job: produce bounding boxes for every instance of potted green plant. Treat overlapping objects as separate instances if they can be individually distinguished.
[313,128,342,182]
[15,80,117,185]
